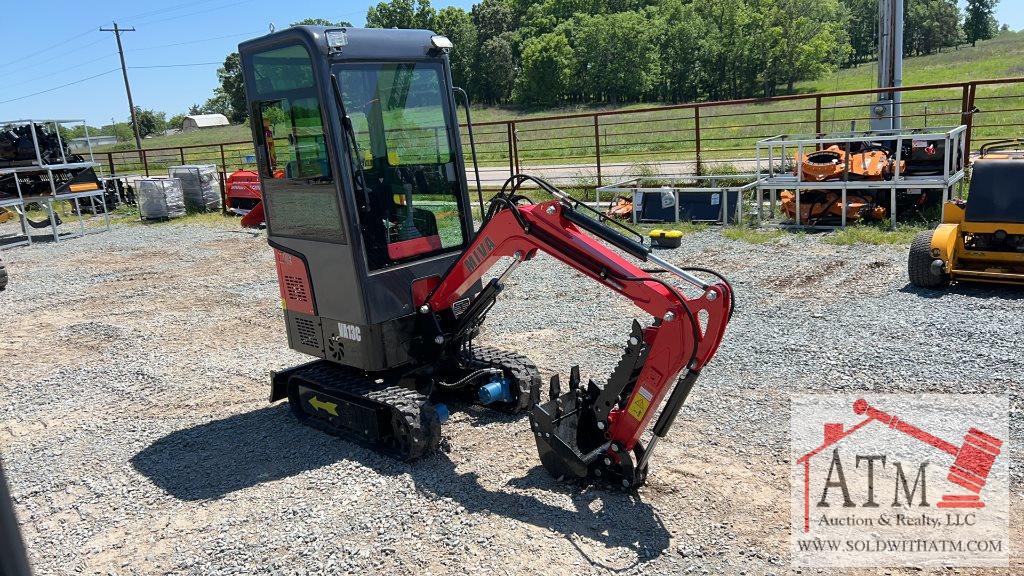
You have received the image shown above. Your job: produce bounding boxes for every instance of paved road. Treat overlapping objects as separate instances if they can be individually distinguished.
[466,158,760,191]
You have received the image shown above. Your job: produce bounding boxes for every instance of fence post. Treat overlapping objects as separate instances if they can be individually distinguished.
[693,106,702,176]
[960,83,969,122]
[815,96,822,136]
[107,152,115,176]
[141,149,150,176]
[512,122,520,176]
[179,147,185,164]
[962,83,976,156]
[594,115,602,187]
[219,144,229,215]
[219,172,228,216]
[506,122,515,178]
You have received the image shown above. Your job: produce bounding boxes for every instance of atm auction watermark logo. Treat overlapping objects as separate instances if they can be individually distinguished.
[790,394,1008,567]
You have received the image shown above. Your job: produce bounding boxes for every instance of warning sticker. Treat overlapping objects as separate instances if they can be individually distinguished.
[627,387,654,421]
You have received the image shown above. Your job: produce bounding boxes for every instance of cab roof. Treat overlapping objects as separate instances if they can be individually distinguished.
[239,26,442,61]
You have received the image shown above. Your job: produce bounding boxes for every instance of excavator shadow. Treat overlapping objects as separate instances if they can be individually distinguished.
[131,404,670,568]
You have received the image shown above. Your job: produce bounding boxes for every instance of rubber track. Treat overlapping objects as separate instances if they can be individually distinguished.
[0,259,6,291]
[908,230,945,288]
[289,362,441,460]
[463,346,541,413]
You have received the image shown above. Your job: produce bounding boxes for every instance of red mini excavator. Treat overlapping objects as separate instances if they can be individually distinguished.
[239,27,733,488]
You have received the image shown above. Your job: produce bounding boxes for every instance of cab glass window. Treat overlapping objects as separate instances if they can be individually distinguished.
[249,44,343,243]
[336,62,467,270]
[259,97,328,180]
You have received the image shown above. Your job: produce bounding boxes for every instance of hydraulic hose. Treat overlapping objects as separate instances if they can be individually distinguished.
[436,367,503,389]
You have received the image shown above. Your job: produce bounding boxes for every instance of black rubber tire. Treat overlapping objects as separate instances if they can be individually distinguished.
[464,346,542,413]
[908,230,947,288]
[0,259,7,292]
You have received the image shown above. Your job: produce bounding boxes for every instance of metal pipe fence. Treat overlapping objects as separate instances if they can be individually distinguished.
[98,77,1024,195]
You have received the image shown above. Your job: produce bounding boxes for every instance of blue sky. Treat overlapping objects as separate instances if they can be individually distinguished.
[0,0,1020,126]
[0,0,474,126]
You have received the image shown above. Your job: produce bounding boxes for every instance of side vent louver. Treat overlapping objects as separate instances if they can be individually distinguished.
[294,317,320,349]
[284,274,310,304]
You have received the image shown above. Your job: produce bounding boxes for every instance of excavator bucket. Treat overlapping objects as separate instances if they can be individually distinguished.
[530,322,656,488]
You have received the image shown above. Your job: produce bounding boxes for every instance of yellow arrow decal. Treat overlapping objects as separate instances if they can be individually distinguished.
[309,395,339,416]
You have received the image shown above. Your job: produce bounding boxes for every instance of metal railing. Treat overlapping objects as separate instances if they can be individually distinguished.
[98,77,1024,192]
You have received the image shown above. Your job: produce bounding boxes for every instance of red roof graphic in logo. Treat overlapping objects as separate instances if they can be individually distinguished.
[796,399,1003,532]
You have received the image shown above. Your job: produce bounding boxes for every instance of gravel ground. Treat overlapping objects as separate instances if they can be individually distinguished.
[0,218,1020,575]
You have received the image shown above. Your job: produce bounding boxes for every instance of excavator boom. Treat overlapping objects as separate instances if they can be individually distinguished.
[416,177,733,486]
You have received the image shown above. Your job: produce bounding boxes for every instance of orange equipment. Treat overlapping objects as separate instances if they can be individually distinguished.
[605,195,634,220]
[780,190,887,222]
[782,143,906,224]
[795,145,899,182]
[797,147,846,181]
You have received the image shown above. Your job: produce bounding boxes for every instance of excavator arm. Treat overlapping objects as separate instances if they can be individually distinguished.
[417,176,733,487]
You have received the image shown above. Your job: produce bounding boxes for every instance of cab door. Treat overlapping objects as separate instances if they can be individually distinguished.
[246,42,367,344]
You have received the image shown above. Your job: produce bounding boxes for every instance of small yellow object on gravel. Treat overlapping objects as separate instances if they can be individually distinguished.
[649,229,683,248]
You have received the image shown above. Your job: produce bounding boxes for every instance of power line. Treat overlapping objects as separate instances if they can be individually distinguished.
[5,53,119,90]
[0,27,100,71]
[0,69,120,105]
[133,30,264,52]
[0,37,109,76]
[130,62,222,69]
[122,0,209,21]
[0,58,226,106]
[134,0,252,27]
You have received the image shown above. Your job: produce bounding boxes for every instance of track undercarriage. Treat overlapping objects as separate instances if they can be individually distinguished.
[271,345,543,461]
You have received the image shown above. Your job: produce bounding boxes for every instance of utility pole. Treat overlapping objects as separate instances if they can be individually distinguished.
[100,22,142,151]
[876,0,904,130]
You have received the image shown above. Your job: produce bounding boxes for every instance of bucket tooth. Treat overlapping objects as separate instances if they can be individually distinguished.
[569,365,581,391]
[549,374,561,400]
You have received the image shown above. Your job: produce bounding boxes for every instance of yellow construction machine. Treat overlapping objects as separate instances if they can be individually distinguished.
[909,140,1024,288]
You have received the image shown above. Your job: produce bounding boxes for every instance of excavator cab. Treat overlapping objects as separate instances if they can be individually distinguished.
[240,27,734,487]
[240,27,477,372]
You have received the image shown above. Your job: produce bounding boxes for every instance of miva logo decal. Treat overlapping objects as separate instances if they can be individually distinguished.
[464,236,496,273]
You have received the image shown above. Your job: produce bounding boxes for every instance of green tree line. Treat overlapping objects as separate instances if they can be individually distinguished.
[182,1,1005,126]
[357,0,1002,107]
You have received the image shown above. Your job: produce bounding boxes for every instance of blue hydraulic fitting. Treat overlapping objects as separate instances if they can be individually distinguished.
[478,377,513,405]
[435,403,450,424]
